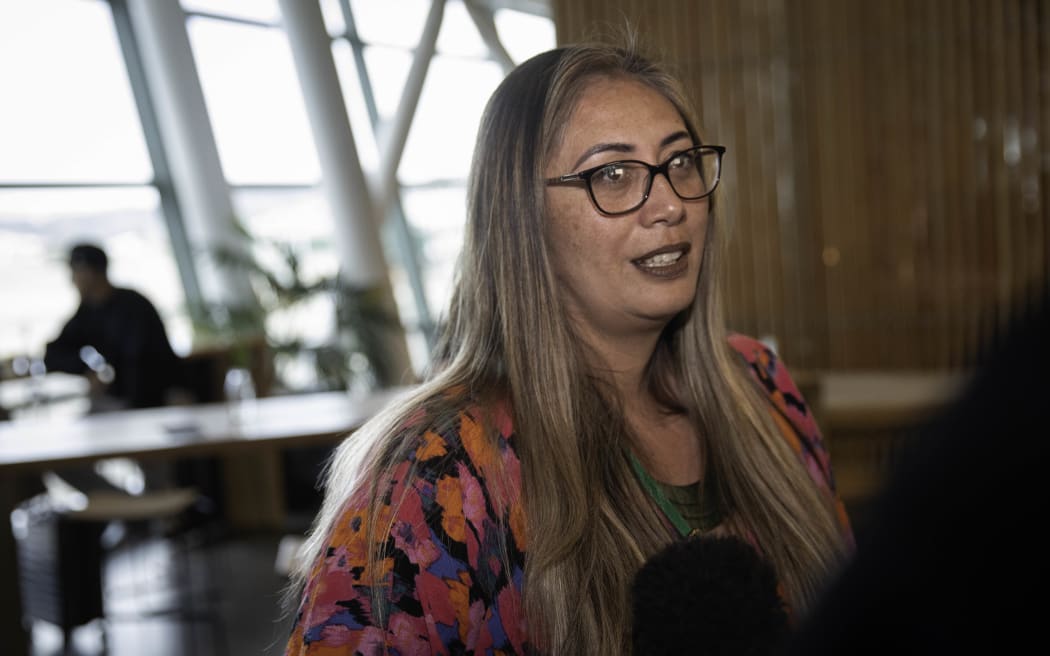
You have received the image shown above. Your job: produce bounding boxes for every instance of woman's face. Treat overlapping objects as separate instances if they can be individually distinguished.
[544,76,710,341]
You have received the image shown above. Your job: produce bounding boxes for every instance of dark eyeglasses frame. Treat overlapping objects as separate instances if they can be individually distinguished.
[544,144,726,216]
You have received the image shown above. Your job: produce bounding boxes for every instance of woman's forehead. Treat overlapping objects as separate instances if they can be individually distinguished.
[553,78,690,163]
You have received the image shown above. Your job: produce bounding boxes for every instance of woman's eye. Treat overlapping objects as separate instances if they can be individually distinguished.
[596,164,627,184]
[669,153,694,170]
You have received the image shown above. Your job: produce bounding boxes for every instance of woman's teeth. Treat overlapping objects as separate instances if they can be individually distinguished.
[637,251,684,268]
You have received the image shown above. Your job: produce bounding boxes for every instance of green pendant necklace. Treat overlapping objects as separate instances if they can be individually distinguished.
[629,453,698,538]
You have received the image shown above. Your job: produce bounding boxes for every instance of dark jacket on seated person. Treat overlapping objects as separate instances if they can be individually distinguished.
[44,286,182,409]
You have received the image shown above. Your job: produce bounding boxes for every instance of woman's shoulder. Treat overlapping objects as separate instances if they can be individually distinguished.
[396,389,520,480]
[288,390,529,654]
[727,334,842,491]
[727,334,854,542]
[325,388,523,524]
[329,388,526,549]
[335,390,525,548]
[727,333,820,441]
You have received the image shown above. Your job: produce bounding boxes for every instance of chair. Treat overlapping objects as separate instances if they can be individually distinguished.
[12,493,106,652]
[13,480,227,655]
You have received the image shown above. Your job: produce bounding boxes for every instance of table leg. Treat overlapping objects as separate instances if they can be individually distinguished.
[222,449,287,531]
[0,474,30,655]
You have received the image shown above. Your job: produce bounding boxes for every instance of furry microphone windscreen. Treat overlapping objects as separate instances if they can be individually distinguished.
[631,534,789,656]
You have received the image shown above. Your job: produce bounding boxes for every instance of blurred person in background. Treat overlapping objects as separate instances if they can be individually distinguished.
[44,242,183,412]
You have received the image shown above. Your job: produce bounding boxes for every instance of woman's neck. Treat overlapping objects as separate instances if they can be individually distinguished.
[577,325,660,403]
[573,322,703,484]
[575,321,705,480]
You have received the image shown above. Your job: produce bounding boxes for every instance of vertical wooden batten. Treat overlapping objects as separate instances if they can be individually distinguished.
[551,0,1050,371]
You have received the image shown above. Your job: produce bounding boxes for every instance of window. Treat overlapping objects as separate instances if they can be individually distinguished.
[0,0,190,361]
[327,0,555,371]
[0,0,555,383]
[186,16,321,185]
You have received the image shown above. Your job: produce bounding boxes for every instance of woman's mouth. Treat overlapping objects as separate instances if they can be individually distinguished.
[632,243,691,277]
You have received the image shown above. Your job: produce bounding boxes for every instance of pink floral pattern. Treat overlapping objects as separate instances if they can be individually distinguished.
[286,337,851,654]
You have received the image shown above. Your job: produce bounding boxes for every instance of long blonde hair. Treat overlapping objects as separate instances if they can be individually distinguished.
[291,41,847,654]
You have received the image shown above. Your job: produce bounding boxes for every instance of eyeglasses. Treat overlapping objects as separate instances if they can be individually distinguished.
[545,145,726,216]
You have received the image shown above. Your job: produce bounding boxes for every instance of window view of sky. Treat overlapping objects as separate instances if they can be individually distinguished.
[0,0,555,375]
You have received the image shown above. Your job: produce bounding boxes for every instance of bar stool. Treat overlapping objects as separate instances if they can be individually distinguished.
[13,484,226,655]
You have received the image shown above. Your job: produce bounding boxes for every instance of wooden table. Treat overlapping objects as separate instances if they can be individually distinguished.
[816,369,971,432]
[0,386,413,655]
[0,372,90,420]
[809,369,973,528]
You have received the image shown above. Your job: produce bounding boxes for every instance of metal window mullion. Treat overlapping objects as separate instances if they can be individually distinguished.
[340,0,437,347]
[228,183,315,191]
[181,10,279,29]
[108,0,205,323]
[464,0,515,73]
[338,0,381,129]
[376,0,445,215]
[0,182,146,189]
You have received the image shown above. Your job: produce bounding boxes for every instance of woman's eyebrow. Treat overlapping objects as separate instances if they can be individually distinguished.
[571,130,693,170]
[571,142,632,171]
[660,130,692,148]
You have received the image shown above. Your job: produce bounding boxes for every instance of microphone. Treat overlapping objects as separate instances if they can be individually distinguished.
[631,534,789,656]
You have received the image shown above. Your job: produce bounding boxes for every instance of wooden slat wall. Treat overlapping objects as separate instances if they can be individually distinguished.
[552,0,1050,371]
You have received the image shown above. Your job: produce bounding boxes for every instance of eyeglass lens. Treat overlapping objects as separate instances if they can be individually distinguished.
[589,148,720,214]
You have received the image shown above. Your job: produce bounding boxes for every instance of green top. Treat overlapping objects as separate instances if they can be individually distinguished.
[656,474,725,534]
[630,454,726,537]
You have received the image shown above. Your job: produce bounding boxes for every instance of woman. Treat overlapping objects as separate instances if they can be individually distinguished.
[285,41,852,655]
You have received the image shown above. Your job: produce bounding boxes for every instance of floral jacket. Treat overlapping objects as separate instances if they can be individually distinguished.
[285,335,853,655]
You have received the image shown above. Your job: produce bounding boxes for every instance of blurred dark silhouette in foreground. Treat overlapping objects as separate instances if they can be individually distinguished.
[780,293,1050,655]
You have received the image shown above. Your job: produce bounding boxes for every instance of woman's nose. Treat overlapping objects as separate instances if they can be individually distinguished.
[638,171,685,226]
